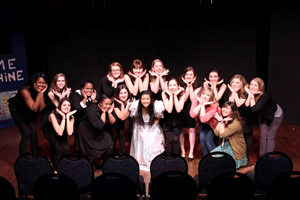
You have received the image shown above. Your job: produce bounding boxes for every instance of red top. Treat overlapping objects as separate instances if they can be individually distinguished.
[189,96,221,130]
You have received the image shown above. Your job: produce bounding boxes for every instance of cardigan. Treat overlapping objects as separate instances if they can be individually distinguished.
[214,119,246,160]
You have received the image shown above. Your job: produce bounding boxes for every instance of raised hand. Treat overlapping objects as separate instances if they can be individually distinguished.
[52,90,63,99]
[181,77,189,85]
[98,104,106,113]
[197,96,203,105]
[202,101,213,106]
[114,98,124,105]
[66,110,77,119]
[81,89,88,99]
[175,87,184,96]
[148,70,158,77]
[244,86,251,95]
[91,90,97,101]
[107,74,114,82]
[217,79,224,85]
[139,70,147,78]
[108,103,114,114]
[223,117,233,124]
[204,78,211,85]
[128,71,138,79]
[161,69,169,77]
[62,88,72,97]
[56,108,66,118]
[214,112,223,121]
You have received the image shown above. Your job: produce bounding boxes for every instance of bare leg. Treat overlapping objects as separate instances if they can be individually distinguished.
[180,132,185,157]
[188,128,196,158]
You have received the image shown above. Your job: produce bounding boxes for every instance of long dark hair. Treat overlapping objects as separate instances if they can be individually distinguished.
[222,101,244,126]
[164,77,184,100]
[181,66,198,89]
[114,84,131,102]
[136,90,155,126]
[53,98,71,124]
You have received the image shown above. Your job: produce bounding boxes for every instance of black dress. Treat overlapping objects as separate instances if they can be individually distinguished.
[8,86,44,155]
[42,119,70,170]
[182,98,196,128]
[74,103,117,161]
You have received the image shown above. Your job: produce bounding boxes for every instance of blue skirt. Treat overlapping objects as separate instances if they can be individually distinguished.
[211,140,247,169]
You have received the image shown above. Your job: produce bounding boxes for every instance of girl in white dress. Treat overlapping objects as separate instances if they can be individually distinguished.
[129,90,165,171]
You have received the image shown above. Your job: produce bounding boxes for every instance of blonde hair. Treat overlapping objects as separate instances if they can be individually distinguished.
[251,77,265,102]
[51,73,67,92]
[198,87,216,104]
[230,74,248,98]
[150,59,168,86]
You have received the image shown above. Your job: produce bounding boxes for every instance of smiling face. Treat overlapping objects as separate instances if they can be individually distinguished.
[200,91,212,103]
[153,61,164,75]
[249,80,260,93]
[100,98,112,112]
[111,65,121,79]
[132,66,143,77]
[168,79,179,94]
[140,94,151,108]
[209,72,219,84]
[35,77,47,92]
[231,78,241,91]
[119,88,129,102]
[56,76,65,90]
[184,70,195,83]
[222,105,232,118]
[60,100,71,114]
[83,83,94,97]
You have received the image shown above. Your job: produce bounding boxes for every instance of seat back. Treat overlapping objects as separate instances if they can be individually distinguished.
[150,152,188,180]
[197,151,236,193]
[0,176,16,200]
[255,151,293,194]
[150,171,198,200]
[14,153,52,196]
[207,171,255,200]
[90,172,137,200]
[102,153,143,194]
[57,153,94,194]
[33,173,80,200]
[267,171,300,200]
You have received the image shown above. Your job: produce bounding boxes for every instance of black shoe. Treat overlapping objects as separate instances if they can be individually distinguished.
[188,157,194,162]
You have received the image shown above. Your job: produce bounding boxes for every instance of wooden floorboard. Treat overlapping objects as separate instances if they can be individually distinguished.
[0,116,299,198]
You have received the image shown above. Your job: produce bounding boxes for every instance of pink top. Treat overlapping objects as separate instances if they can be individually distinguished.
[189,96,221,130]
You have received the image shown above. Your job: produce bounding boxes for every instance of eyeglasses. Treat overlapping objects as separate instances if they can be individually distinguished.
[111,69,120,72]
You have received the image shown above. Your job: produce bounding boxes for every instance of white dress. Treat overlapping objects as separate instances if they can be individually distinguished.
[129,100,165,171]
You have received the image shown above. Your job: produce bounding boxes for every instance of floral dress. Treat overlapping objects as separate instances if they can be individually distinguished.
[129,100,165,171]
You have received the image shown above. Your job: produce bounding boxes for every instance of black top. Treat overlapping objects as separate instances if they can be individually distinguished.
[250,92,277,122]
[69,90,94,128]
[75,103,117,161]
[162,105,183,135]
[100,76,124,98]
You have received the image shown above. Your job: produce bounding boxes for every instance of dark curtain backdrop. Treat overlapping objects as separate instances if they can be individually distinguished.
[16,3,300,125]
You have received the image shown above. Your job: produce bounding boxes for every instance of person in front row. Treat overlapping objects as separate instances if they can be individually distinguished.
[212,101,248,169]
[129,90,165,171]
[75,94,116,164]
